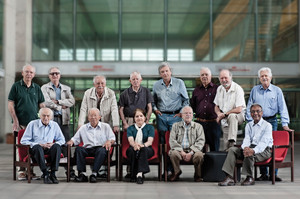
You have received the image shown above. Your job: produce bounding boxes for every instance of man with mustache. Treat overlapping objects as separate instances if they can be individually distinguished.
[214,69,246,151]
[246,67,292,182]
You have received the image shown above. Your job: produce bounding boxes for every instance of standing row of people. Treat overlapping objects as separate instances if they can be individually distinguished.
[8,62,291,184]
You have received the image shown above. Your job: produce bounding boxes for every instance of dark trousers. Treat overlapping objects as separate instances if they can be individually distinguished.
[75,146,107,173]
[197,121,221,151]
[126,146,154,179]
[54,116,70,157]
[30,143,61,172]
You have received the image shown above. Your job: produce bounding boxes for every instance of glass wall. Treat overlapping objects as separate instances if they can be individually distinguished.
[32,0,299,62]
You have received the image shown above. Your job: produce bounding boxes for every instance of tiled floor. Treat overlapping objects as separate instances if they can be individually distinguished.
[1,142,300,199]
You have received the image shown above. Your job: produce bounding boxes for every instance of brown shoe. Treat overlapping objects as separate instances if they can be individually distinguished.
[218,176,235,186]
[241,176,255,186]
[194,177,203,182]
[169,170,182,182]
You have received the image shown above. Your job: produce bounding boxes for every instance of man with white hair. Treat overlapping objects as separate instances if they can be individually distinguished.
[246,67,292,182]
[8,64,45,180]
[119,71,153,131]
[21,108,65,184]
[78,75,119,178]
[214,69,246,151]
[191,67,220,151]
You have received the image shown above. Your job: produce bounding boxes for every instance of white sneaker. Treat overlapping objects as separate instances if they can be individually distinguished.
[18,171,27,181]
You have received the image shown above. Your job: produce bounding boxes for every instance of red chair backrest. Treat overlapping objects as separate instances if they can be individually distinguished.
[122,130,159,160]
[17,129,27,162]
[273,131,289,162]
[165,131,171,153]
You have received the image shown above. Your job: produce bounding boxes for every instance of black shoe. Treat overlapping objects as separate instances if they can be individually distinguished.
[269,175,282,182]
[66,170,77,181]
[125,173,131,179]
[44,175,53,184]
[97,173,107,178]
[89,174,97,183]
[136,176,144,184]
[49,174,59,184]
[255,174,269,181]
[130,177,136,182]
[75,173,88,182]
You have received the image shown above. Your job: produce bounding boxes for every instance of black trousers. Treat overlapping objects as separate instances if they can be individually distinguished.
[30,143,61,172]
[126,146,154,179]
[75,146,107,173]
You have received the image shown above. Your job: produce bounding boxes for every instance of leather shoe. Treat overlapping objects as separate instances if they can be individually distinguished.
[256,174,269,181]
[169,170,182,182]
[269,175,282,182]
[44,175,53,184]
[75,173,88,182]
[241,176,255,186]
[49,174,59,184]
[194,177,203,182]
[89,174,97,183]
[136,176,144,184]
[218,176,235,186]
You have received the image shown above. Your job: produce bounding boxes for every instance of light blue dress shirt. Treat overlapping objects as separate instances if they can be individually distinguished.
[52,83,62,115]
[241,118,273,154]
[71,122,116,148]
[21,119,65,148]
[152,77,189,112]
[246,84,290,127]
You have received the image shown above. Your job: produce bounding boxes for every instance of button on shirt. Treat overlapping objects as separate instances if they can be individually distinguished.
[71,122,116,148]
[241,118,273,154]
[181,123,190,150]
[52,83,62,115]
[246,84,290,127]
[21,120,65,148]
[191,82,218,119]
[152,77,189,112]
[214,81,246,113]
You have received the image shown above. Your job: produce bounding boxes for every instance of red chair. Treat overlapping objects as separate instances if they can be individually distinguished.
[234,130,294,184]
[69,141,118,182]
[164,131,207,182]
[13,129,71,183]
[119,130,162,181]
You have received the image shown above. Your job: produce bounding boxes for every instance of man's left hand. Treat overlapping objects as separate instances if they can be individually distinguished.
[174,113,181,118]
[104,141,112,150]
[283,126,293,131]
[183,153,192,162]
[113,126,119,133]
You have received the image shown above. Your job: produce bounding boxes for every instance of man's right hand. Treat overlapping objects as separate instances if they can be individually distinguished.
[154,110,162,116]
[12,121,20,132]
[122,123,129,131]
[66,140,74,146]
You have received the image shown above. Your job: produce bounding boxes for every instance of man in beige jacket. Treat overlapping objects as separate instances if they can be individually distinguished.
[169,106,205,182]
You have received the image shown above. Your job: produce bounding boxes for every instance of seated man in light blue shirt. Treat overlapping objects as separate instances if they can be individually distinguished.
[67,108,116,183]
[218,103,273,186]
[21,107,66,184]
[152,62,189,144]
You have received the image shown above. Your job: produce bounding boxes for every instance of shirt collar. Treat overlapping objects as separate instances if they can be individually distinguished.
[129,86,141,93]
[161,77,173,86]
[200,82,214,88]
[51,82,61,89]
[252,118,264,127]
[38,119,52,128]
[87,121,102,129]
[20,79,34,88]
[259,83,273,91]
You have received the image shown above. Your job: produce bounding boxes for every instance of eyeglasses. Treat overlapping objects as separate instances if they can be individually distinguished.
[49,72,60,76]
[250,110,262,114]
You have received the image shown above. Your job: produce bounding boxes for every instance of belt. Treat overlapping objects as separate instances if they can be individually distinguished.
[54,115,62,118]
[263,114,276,120]
[161,110,180,114]
[195,118,216,122]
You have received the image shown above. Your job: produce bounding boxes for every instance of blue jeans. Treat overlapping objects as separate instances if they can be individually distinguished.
[156,113,182,144]
[260,116,278,176]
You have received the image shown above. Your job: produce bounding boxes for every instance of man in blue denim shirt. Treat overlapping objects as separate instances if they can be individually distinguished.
[246,67,292,182]
[152,62,189,144]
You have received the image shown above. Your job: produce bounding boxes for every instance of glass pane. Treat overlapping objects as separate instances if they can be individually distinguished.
[122,13,164,61]
[76,13,119,61]
[77,0,118,12]
[123,0,163,12]
[167,0,210,61]
[33,0,73,12]
[32,13,73,61]
[257,0,298,61]
[213,0,255,61]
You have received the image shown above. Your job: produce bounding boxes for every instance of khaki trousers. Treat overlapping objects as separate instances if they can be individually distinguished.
[169,150,204,178]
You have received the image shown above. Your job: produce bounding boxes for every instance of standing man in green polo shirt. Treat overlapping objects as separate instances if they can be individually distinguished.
[8,64,45,180]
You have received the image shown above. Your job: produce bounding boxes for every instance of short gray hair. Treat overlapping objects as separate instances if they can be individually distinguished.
[93,75,106,84]
[88,108,101,116]
[48,66,61,74]
[130,71,142,80]
[22,64,35,73]
[250,103,263,111]
[181,106,193,114]
[158,62,171,74]
[200,67,211,76]
[219,69,232,78]
[39,107,53,119]
[258,67,272,78]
